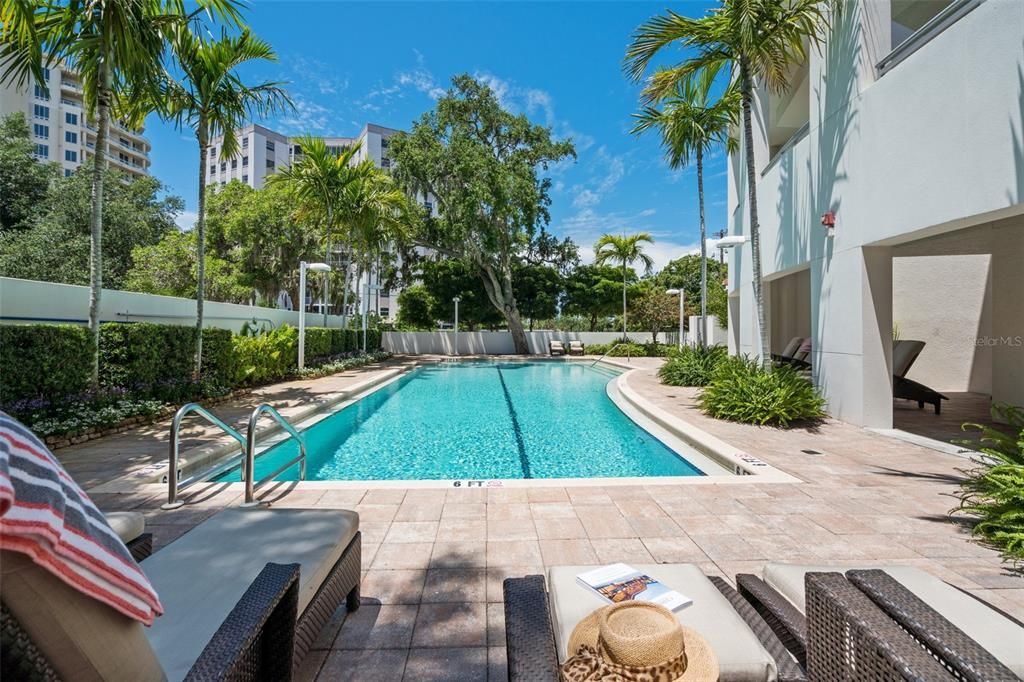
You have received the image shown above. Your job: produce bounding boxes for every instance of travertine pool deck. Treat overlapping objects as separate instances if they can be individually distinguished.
[65,355,1023,682]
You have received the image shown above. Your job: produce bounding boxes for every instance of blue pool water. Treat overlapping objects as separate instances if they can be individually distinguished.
[217,361,704,481]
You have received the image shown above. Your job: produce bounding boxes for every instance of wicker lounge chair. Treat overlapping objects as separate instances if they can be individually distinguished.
[772,337,811,370]
[549,340,566,356]
[503,565,806,681]
[892,339,949,414]
[1,507,361,681]
[106,510,153,562]
[568,340,585,356]
[736,563,1022,680]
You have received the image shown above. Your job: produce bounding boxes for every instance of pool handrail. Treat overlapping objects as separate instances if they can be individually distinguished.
[590,341,629,367]
[242,403,307,506]
[162,402,247,510]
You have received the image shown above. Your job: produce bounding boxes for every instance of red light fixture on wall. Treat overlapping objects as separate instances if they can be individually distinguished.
[821,211,836,238]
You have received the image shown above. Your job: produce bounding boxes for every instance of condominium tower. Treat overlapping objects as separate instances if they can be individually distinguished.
[0,62,151,178]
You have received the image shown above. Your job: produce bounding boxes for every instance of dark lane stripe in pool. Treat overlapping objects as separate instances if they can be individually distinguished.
[495,365,533,479]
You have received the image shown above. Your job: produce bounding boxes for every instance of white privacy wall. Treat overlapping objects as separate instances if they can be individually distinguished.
[725,0,1024,426]
[384,331,654,356]
[0,277,347,332]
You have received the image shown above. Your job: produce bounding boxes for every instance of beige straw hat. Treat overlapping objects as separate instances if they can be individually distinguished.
[562,601,718,681]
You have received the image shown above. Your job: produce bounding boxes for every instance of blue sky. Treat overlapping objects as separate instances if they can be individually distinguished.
[150,1,728,271]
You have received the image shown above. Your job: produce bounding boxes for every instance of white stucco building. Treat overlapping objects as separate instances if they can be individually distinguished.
[206,122,427,322]
[725,0,1023,428]
[0,62,151,178]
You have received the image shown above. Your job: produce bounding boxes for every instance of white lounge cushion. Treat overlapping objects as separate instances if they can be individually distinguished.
[763,563,1024,677]
[144,508,358,682]
[549,564,778,682]
[780,337,803,358]
[105,511,146,544]
[569,340,583,348]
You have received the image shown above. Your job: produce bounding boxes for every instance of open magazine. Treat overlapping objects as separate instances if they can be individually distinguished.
[577,563,692,611]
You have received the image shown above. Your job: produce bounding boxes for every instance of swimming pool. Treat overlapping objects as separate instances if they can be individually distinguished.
[217,361,705,482]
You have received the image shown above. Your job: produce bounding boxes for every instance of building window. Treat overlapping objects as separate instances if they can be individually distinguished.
[32,123,48,139]
[64,169,72,177]
[65,112,78,125]
[266,139,275,152]
[210,147,217,158]
[65,131,77,144]
[424,201,433,214]
[293,144,302,155]
[242,174,248,183]
[266,158,275,170]
[381,158,391,169]
[380,288,391,297]
[231,159,238,169]
[879,0,980,75]
[242,137,248,149]
[220,162,226,171]
[379,307,390,318]
[34,144,48,158]
[32,104,49,120]
[33,84,49,100]
[42,67,50,81]
[381,137,389,149]
[209,164,216,175]
[65,150,77,162]
[242,155,248,167]
[119,152,129,163]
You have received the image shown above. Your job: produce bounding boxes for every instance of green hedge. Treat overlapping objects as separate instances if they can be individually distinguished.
[0,325,92,405]
[1,322,387,407]
[585,341,671,357]
[232,325,299,385]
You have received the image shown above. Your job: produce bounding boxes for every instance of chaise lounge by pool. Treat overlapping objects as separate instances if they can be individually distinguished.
[216,360,711,483]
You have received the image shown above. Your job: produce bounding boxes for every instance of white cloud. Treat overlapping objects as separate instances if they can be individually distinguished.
[277,94,331,133]
[175,210,198,231]
[573,188,599,208]
[553,206,696,273]
[396,68,445,100]
[595,147,626,193]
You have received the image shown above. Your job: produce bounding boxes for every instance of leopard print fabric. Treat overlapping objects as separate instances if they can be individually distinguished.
[561,642,689,681]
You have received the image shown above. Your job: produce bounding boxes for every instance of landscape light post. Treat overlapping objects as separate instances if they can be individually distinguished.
[666,289,684,350]
[362,280,380,353]
[298,261,332,370]
[452,296,461,357]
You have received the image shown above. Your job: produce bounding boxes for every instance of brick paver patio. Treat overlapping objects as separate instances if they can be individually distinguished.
[67,356,1024,682]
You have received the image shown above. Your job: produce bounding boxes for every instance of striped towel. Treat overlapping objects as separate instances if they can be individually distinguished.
[0,412,163,625]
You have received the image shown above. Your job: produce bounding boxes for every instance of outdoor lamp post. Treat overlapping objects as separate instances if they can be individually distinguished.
[666,289,684,350]
[452,296,461,357]
[299,261,332,370]
[362,280,381,353]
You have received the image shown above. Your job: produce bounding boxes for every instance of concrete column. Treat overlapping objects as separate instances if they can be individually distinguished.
[813,245,893,427]
[990,222,1024,413]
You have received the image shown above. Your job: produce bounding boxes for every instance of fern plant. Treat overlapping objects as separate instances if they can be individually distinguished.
[955,404,1024,568]
[698,355,826,427]
[659,345,727,387]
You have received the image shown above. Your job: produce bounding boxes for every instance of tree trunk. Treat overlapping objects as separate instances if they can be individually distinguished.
[479,264,529,354]
[697,145,707,349]
[741,63,771,366]
[589,313,597,332]
[340,245,352,328]
[621,263,628,340]
[322,208,332,327]
[87,67,111,389]
[194,127,208,381]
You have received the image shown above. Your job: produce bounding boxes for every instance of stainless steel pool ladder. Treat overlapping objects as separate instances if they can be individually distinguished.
[161,402,306,510]
[161,403,246,510]
[242,404,307,507]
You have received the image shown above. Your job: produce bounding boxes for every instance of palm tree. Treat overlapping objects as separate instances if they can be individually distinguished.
[631,67,739,348]
[593,233,655,339]
[163,27,290,378]
[0,0,241,386]
[625,0,833,363]
[272,138,409,327]
[271,137,361,325]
